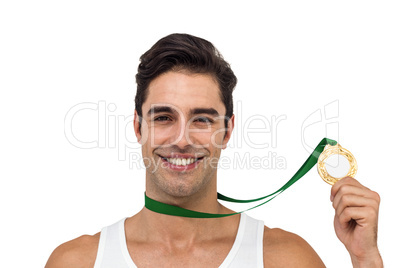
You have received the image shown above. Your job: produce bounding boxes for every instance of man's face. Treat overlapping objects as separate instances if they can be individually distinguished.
[134,71,234,198]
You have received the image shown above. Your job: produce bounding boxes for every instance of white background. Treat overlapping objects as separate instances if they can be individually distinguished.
[1,1,401,267]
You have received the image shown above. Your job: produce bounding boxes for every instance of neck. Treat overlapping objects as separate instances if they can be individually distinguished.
[137,207,230,245]
[126,203,238,251]
[144,168,221,214]
[128,177,237,246]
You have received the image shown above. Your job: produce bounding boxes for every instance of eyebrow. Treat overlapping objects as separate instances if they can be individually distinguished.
[147,106,175,116]
[146,106,219,117]
[190,108,219,116]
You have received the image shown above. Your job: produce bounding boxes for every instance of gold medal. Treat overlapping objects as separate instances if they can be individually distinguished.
[317,143,357,185]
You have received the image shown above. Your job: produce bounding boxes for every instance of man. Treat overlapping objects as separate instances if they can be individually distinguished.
[46,33,383,267]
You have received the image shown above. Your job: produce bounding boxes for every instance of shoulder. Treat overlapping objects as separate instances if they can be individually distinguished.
[263,226,325,267]
[45,232,100,268]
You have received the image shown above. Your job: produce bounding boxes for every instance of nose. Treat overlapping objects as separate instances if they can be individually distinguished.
[170,116,192,148]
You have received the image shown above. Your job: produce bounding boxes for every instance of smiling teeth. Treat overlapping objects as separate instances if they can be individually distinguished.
[166,158,195,165]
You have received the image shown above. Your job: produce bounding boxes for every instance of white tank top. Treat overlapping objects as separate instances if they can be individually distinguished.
[94,213,264,268]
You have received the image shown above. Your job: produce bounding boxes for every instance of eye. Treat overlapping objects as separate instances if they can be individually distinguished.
[194,117,214,124]
[154,116,171,122]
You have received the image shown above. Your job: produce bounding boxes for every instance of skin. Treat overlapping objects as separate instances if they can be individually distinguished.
[45,71,382,267]
[331,177,383,267]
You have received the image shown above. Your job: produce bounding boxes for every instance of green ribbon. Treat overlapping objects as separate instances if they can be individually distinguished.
[145,137,337,218]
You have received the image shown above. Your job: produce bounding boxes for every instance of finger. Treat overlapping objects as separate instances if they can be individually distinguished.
[337,206,378,229]
[331,184,375,203]
[332,184,367,202]
[331,177,373,202]
[331,177,365,200]
[333,194,379,218]
[332,184,379,207]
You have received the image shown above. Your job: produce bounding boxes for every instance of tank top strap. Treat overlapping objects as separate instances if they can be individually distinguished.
[94,217,136,268]
[219,213,264,268]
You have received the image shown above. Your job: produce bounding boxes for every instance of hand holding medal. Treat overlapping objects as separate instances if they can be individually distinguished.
[324,147,383,266]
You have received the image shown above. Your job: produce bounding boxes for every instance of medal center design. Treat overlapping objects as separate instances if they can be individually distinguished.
[325,154,350,179]
[317,144,358,185]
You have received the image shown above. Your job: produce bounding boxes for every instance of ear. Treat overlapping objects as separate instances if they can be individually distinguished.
[222,114,235,150]
[133,110,143,144]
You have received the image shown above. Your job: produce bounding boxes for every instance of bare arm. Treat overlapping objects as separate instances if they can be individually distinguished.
[263,226,325,267]
[45,234,99,268]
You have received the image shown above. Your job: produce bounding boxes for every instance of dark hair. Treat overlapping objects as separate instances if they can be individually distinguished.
[135,33,237,128]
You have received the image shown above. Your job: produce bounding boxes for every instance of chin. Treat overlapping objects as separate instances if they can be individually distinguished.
[156,179,203,199]
[163,183,201,198]
[149,170,212,199]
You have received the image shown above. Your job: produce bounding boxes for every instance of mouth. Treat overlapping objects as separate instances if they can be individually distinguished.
[157,154,205,170]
